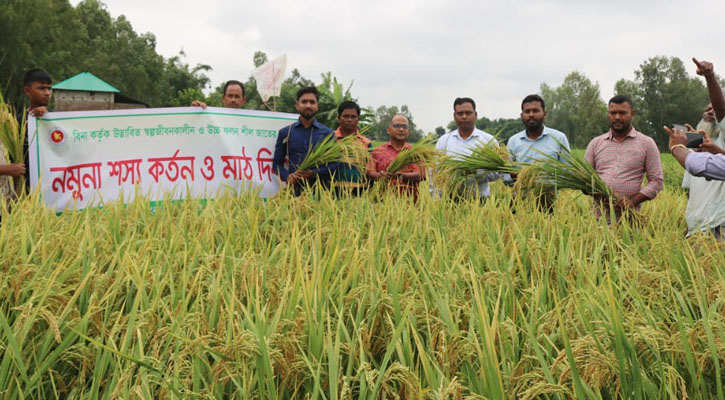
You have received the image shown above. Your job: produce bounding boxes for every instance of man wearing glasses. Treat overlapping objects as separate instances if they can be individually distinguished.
[368,114,424,201]
[434,97,501,202]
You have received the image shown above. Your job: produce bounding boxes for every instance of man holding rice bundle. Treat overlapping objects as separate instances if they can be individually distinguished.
[368,114,424,201]
[332,101,372,196]
[506,94,570,211]
[272,86,338,196]
[434,97,501,202]
[585,95,664,221]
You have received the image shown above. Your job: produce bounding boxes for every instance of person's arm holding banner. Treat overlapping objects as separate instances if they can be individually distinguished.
[0,163,25,177]
[190,100,207,109]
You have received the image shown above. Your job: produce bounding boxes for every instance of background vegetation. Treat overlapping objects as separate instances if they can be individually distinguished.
[2,1,720,146]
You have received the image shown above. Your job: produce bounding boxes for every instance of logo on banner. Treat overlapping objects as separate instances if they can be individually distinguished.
[50,128,66,144]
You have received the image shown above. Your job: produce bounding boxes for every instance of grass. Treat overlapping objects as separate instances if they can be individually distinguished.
[1,155,724,399]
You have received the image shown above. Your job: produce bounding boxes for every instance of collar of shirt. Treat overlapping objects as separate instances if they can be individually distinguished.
[292,118,324,130]
[333,128,371,145]
[605,127,638,141]
[453,128,486,141]
[519,126,552,142]
[383,141,412,151]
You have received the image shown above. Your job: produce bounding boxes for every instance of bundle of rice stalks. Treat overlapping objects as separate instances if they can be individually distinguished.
[387,137,439,173]
[514,147,614,198]
[297,134,370,173]
[0,91,27,191]
[340,134,373,171]
[438,141,520,176]
[433,140,519,194]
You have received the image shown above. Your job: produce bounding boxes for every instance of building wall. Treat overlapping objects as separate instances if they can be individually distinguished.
[54,90,114,111]
[114,102,147,110]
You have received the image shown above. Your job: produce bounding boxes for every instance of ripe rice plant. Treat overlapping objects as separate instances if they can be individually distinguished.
[514,146,615,198]
[297,134,370,174]
[438,141,520,176]
[1,156,723,399]
[386,137,439,173]
[0,92,26,191]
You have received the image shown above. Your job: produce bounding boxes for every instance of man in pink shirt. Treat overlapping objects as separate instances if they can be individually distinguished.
[585,95,664,220]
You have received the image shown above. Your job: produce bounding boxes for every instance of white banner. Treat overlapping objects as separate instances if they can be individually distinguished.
[28,107,298,211]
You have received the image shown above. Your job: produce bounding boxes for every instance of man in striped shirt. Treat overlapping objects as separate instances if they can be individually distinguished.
[585,95,664,221]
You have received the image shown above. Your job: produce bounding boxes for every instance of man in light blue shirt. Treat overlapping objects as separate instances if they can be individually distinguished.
[507,94,570,164]
[434,97,500,201]
[506,94,570,211]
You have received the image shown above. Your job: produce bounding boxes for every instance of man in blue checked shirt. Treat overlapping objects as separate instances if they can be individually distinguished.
[506,94,571,211]
[272,86,339,196]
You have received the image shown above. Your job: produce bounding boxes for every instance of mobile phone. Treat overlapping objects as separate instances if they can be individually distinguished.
[673,124,704,148]
[686,131,703,148]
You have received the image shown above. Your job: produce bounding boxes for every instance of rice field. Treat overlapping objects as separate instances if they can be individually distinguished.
[1,154,724,399]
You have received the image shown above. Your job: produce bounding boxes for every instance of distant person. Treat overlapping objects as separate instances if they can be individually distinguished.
[585,95,663,221]
[332,100,372,196]
[368,114,424,200]
[272,86,338,196]
[17,69,53,190]
[666,58,725,239]
[434,97,500,202]
[506,94,570,211]
[190,80,246,109]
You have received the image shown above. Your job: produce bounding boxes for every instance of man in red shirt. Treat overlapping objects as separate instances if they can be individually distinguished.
[368,114,424,199]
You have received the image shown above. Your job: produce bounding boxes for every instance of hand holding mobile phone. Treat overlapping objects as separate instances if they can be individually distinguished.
[673,124,703,148]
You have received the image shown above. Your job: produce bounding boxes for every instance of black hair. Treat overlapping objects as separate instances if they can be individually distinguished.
[453,97,476,111]
[296,86,320,101]
[23,69,52,87]
[223,80,245,97]
[609,94,633,108]
[521,94,545,111]
[337,100,360,117]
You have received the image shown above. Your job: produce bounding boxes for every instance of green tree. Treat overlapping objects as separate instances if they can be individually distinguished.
[540,71,609,148]
[614,56,708,150]
[445,117,521,143]
[0,0,210,109]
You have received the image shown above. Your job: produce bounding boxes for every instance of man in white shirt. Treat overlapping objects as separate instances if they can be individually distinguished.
[679,58,725,239]
[434,97,500,201]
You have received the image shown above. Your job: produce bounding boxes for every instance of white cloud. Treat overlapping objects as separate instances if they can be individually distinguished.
[79,0,725,132]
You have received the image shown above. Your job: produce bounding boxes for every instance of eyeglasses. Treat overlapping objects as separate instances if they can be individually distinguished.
[392,123,408,129]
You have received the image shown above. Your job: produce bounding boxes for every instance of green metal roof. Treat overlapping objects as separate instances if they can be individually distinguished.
[52,72,120,93]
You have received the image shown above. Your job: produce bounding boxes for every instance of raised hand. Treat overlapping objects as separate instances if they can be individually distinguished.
[693,57,715,77]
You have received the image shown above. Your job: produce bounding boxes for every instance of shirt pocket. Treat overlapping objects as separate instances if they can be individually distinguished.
[620,146,647,170]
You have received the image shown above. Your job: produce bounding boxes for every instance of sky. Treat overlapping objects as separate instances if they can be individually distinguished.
[72,0,725,132]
